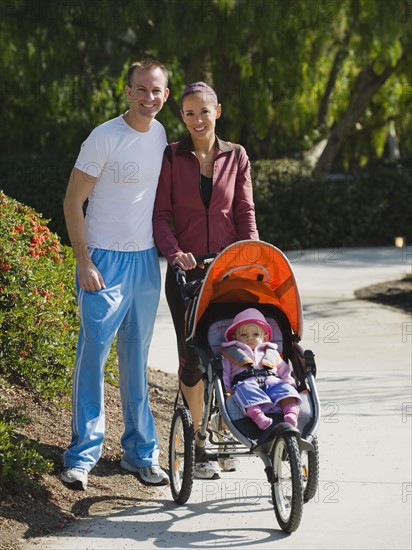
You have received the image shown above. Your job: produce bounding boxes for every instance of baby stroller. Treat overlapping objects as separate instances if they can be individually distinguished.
[168,240,320,533]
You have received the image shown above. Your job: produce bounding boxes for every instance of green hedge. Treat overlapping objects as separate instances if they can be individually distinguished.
[1,154,411,250]
[0,192,79,397]
[0,417,53,495]
[252,159,412,250]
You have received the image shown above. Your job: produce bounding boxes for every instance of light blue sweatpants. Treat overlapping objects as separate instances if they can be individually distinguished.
[63,247,161,471]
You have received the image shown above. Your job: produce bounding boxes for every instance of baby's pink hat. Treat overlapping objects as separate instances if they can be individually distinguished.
[225,308,272,342]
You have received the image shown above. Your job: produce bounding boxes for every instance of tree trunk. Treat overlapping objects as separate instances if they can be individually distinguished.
[314,63,397,181]
[317,49,348,128]
[317,27,352,129]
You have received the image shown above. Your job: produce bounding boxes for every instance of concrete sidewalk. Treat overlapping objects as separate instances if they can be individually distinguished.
[22,247,412,549]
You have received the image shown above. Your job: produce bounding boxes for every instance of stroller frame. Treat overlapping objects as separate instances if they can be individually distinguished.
[168,241,321,533]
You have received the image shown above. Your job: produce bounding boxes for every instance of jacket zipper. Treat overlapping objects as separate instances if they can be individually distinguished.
[199,172,211,253]
[205,205,210,254]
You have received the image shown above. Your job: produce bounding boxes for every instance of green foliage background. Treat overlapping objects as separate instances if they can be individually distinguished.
[1,0,411,162]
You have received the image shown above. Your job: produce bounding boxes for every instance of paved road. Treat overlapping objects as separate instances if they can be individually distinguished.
[22,246,412,550]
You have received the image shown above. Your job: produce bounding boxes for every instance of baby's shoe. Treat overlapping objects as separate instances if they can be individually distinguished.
[283,404,300,427]
[247,406,273,430]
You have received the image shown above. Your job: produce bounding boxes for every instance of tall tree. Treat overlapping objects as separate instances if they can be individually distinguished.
[314,0,411,177]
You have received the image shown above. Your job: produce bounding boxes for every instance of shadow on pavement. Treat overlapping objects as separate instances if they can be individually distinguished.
[32,496,290,548]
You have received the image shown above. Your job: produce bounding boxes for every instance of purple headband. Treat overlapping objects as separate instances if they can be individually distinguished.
[181,82,218,105]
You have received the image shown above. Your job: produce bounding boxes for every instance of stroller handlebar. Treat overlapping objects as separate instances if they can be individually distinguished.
[173,253,217,304]
[194,253,216,265]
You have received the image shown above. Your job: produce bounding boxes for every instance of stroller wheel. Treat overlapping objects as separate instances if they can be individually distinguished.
[301,436,319,502]
[169,406,195,504]
[271,432,304,533]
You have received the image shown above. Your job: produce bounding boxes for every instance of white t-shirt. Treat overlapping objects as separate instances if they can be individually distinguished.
[75,115,167,251]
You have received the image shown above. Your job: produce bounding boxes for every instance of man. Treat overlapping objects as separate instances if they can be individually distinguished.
[61,59,170,490]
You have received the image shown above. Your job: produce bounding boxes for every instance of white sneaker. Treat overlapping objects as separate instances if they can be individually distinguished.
[194,461,220,479]
[194,442,220,479]
[120,459,169,486]
[210,413,240,472]
[61,467,88,490]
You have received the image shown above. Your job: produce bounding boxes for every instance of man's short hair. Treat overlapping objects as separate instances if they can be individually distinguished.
[127,59,169,87]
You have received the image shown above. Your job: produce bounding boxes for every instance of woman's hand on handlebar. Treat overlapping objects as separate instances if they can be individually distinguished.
[172,252,199,271]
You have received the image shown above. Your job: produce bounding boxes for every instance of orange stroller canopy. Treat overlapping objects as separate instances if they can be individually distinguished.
[186,240,303,340]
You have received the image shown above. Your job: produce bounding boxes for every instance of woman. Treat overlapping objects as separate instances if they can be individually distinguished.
[153,81,259,478]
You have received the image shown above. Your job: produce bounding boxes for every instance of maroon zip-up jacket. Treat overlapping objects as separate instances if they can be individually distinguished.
[153,134,259,264]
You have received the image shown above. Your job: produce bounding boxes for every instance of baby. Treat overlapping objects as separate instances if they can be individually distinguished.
[220,308,301,429]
